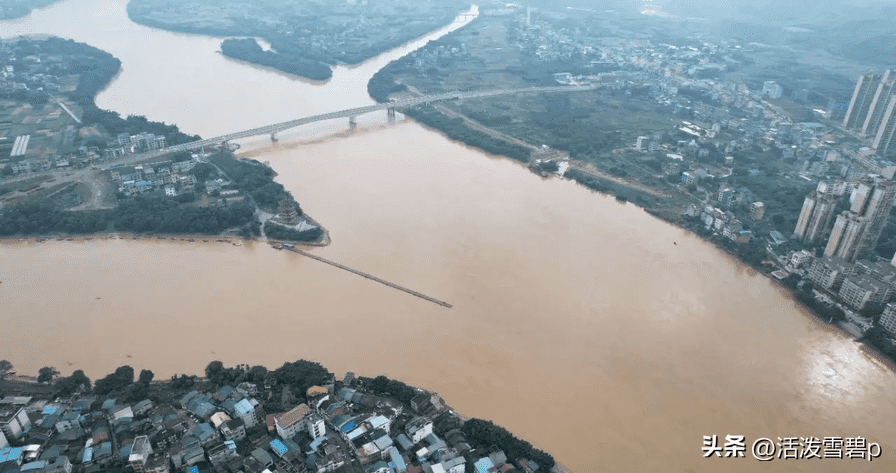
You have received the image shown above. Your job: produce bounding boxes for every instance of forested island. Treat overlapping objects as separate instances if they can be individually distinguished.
[127,0,469,81]
[0,37,323,244]
[220,39,331,81]
[0,0,58,20]
[0,359,557,473]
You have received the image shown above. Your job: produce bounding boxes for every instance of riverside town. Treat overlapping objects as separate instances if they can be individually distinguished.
[2,1,896,472]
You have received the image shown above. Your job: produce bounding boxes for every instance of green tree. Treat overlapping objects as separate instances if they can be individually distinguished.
[38,366,59,384]
[205,361,225,383]
[139,369,154,385]
[246,365,268,384]
[55,369,91,396]
[94,365,135,394]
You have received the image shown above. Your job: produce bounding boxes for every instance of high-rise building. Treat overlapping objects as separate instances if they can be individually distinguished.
[844,71,890,131]
[794,192,836,244]
[824,211,867,260]
[853,180,896,257]
[849,178,874,213]
[823,177,896,261]
[872,94,896,158]
[843,70,896,158]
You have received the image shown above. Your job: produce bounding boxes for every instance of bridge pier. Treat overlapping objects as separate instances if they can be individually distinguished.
[387,107,396,123]
[270,132,277,142]
[349,116,357,129]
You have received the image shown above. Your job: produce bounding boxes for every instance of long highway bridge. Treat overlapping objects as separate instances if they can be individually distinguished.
[129,85,597,160]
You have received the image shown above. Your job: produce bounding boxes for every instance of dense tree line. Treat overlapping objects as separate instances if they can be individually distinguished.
[461,418,555,470]
[270,360,331,402]
[221,39,332,81]
[112,196,255,234]
[263,221,322,242]
[0,195,258,236]
[94,366,135,395]
[359,375,419,404]
[403,107,531,162]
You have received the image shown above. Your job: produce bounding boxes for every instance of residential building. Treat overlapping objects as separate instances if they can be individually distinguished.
[872,94,896,157]
[0,405,31,439]
[681,171,697,186]
[824,211,867,261]
[853,180,896,258]
[880,303,896,335]
[220,419,246,442]
[275,404,324,440]
[843,70,894,133]
[794,191,836,244]
[808,255,854,292]
[473,457,495,473]
[128,436,153,473]
[749,202,765,221]
[405,417,433,444]
[232,398,262,429]
[838,275,893,313]
[790,250,814,269]
[143,455,170,473]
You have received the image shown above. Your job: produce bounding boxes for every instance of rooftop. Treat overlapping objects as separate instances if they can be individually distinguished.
[275,404,310,429]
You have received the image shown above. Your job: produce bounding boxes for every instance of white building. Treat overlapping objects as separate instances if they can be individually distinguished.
[405,417,433,444]
[635,136,648,151]
[274,404,325,440]
[0,405,31,440]
[790,250,814,269]
[880,303,896,335]
[232,398,262,429]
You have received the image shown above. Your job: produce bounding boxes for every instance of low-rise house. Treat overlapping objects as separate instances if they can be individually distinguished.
[405,417,432,444]
[232,398,263,429]
[133,400,154,417]
[220,418,246,442]
[250,447,273,468]
[1,405,32,440]
[275,404,324,440]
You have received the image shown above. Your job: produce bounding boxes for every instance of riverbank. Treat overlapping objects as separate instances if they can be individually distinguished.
[0,224,331,248]
[646,207,896,371]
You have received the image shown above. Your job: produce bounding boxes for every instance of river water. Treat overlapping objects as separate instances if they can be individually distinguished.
[1,1,895,471]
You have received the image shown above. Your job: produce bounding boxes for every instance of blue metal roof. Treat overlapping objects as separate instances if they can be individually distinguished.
[0,448,23,463]
[233,399,254,416]
[82,447,93,464]
[474,457,495,473]
[341,421,356,433]
[270,439,288,456]
[20,461,46,471]
[189,467,199,473]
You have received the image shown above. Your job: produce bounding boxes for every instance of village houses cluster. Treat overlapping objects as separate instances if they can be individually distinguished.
[0,373,542,473]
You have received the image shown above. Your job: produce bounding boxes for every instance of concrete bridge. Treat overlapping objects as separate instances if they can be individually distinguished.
[129,85,597,159]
